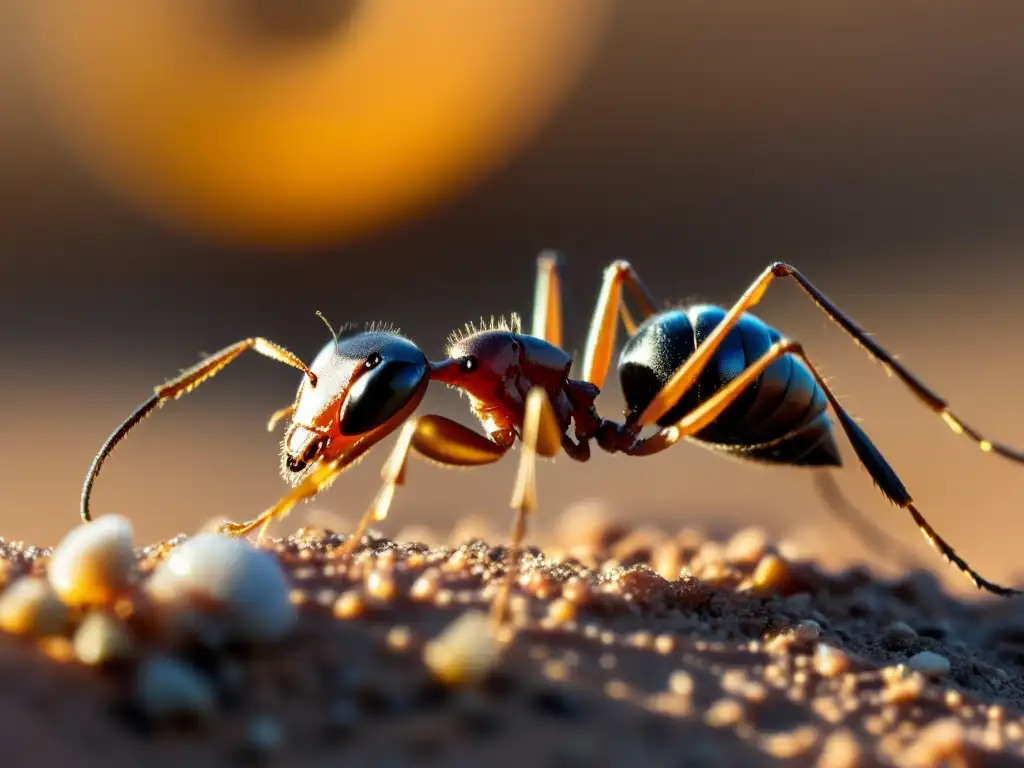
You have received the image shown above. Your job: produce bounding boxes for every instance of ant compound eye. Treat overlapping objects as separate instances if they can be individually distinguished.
[459,355,479,373]
[364,352,382,369]
[340,356,428,435]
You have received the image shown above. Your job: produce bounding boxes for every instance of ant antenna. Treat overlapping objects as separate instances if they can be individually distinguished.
[316,310,340,349]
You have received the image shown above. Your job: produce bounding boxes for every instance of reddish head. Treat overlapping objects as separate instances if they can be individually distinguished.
[281,326,430,485]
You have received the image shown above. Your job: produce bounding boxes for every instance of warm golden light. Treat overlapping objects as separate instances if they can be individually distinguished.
[21,1,610,247]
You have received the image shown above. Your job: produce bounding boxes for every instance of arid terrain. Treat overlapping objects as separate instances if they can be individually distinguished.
[3,3,1024,765]
[3,505,1024,768]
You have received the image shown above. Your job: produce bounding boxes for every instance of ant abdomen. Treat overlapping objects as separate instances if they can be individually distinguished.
[618,304,841,467]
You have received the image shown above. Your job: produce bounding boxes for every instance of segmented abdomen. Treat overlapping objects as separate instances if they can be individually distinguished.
[618,305,840,466]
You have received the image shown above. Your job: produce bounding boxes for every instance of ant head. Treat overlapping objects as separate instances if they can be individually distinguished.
[432,316,523,402]
[279,326,429,485]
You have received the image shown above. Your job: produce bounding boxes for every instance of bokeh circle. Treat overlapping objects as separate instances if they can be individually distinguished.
[22,1,610,247]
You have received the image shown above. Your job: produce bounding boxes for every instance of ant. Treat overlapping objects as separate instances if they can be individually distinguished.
[81,253,1024,628]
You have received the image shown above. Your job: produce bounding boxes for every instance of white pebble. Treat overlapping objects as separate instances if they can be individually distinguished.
[793,620,822,642]
[48,515,136,606]
[74,611,136,666]
[884,620,918,648]
[146,533,296,644]
[135,655,217,724]
[907,650,951,678]
[0,576,69,636]
[423,610,503,685]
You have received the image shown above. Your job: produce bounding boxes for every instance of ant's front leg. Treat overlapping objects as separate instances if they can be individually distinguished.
[334,415,511,559]
[224,415,510,547]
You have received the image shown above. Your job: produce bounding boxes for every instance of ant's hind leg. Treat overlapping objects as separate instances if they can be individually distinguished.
[811,470,923,569]
[635,261,1024,464]
[580,261,660,388]
[794,347,1022,597]
[492,388,564,627]
[764,263,1024,466]
[628,337,1022,598]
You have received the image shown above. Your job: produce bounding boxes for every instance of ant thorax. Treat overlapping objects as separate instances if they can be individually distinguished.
[438,315,578,446]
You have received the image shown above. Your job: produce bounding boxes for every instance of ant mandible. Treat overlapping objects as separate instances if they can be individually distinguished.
[81,253,1024,627]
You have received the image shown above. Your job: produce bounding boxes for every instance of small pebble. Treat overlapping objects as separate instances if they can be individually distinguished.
[752,554,799,596]
[907,650,950,678]
[542,659,571,683]
[423,611,503,686]
[653,634,676,655]
[561,579,592,606]
[333,591,366,620]
[38,635,76,663]
[135,655,217,724]
[760,724,819,759]
[816,728,863,768]
[902,718,968,767]
[546,597,577,624]
[725,527,768,567]
[554,499,624,551]
[48,515,135,607]
[365,571,396,602]
[147,534,297,644]
[813,644,852,678]
[793,620,822,642]
[410,570,441,602]
[73,610,135,666]
[386,625,413,652]
[0,576,69,637]
[884,620,918,649]
[704,697,743,728]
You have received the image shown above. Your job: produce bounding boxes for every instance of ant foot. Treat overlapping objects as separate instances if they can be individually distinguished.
[219,519,261,537]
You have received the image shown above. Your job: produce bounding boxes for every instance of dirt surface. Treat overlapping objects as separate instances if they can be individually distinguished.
[3,509,1024,768]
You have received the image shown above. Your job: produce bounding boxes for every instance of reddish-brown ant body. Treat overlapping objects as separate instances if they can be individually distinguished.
[81,253,1024,625]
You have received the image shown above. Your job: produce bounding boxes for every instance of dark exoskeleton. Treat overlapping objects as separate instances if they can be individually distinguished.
[80,254,1024,631]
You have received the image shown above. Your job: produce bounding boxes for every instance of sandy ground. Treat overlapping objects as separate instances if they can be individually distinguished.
[4,508,1024,768]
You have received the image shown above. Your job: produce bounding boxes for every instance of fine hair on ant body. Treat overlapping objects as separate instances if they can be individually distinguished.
[81,253,1024,627]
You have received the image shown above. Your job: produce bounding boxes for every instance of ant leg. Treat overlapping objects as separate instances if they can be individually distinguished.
[628,338,807,454]
[266,405,295,432]
[772,263,1024,464]
[811,470,923,569]
[531,250,565,347]
[492,388,563,626]
[637,262,1024,465]
[334,415,510,557]
[81,337,317,522]
[224,415,509,544]
[580,261,660,388]
[629,339,1021,597]
[221,456,349,539]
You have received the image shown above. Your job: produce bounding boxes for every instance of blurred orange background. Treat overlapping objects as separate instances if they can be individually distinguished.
[1,1,1022,601]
